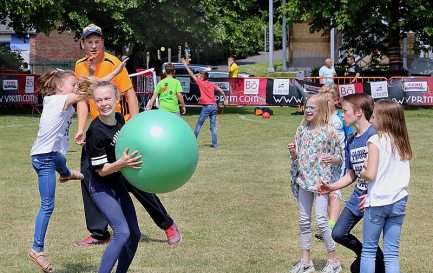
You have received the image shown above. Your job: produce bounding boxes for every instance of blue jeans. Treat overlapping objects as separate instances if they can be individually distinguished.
[90,175,141,273]
[333,206,384,273]
[194,104,217,147]
[361,196,408,273]
[31,152,71,252]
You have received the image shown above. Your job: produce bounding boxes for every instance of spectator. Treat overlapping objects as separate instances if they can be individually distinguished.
[319,58,336,84]
[345,55,361,83]
[228,57,238,78]
[22,62,31,74]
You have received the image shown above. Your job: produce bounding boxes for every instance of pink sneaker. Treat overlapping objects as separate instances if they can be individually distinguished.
[165,223,181,245]
[74,235,111,247]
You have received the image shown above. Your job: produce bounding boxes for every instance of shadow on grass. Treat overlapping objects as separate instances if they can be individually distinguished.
[312,258,331,269]
[56,262,96,273]
[289,259,335,271]
[139,233,166,244]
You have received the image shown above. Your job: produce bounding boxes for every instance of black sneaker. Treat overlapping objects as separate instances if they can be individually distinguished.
[291,111,304,116]
[350,256,360,273]
[314,232,324,240]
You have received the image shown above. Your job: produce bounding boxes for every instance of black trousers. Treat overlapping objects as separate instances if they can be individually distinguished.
[80,146,174,239]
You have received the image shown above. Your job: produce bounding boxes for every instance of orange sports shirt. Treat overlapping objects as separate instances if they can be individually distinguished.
[75,52,133,120]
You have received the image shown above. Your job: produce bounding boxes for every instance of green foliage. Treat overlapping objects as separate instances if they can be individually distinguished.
[281,0,433,68]
[0,0,274,62]
[0,46,23,70]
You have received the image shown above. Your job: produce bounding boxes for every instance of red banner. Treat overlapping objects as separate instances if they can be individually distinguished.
[0,74,38,105]
[225,78,267,106]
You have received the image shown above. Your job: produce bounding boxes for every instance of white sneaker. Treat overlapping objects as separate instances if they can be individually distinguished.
[321,260,342,273]
[290,260,315,273]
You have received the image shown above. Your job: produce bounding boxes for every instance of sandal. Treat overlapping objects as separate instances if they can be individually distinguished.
[58,170,84,183]
[28,250,53,273]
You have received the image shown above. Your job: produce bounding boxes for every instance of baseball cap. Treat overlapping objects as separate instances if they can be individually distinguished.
[81,24,103,39]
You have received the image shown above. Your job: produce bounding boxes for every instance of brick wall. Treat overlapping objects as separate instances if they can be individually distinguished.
[29,31,84,74]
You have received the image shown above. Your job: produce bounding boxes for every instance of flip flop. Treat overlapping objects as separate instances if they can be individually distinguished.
[28,250,53,273]
[58,170,84,183]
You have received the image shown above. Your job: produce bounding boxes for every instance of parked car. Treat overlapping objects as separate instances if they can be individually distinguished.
[162,62,212,75]
[207,71,253,78]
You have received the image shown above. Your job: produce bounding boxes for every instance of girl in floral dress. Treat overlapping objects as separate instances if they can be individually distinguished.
[288,94,343,273]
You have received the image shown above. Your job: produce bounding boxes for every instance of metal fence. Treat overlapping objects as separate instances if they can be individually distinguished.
[30,60,75,74]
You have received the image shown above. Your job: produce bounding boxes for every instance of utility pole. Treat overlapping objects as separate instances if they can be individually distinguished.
[281,0,288,71]
[330,18,335,65]
[268,0,275,73]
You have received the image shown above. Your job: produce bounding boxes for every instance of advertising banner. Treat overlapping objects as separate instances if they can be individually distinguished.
[0,74,38,105]
[182,78,267,106]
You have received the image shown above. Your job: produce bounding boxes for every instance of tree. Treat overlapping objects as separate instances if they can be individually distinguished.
[282,0,433,72]
[0,0,271,62]
[0,46,23,71]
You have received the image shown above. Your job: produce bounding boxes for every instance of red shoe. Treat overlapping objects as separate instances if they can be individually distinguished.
[74,235,111,247]
[165,223,181,245]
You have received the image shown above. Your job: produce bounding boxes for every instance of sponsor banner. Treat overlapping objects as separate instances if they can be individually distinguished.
[272,79,290,95]
[400,78,433,106]
[338,83,364,97]
[303,82,322,95]
[403,81,428,92]
[177,77,191,94]
[138,75,433,107]
[213,81,230,92]
[338,84,355,98]
[181,78,267,106]
[0,74,38,105]
[228,78,267,105]
[25,76,35,94]
[370,81,389,99]
[266,79,315,105]
[244,78,260,95]
[3,79,18,90]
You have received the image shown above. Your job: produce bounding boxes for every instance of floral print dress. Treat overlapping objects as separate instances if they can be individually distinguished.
[290,123,342,199]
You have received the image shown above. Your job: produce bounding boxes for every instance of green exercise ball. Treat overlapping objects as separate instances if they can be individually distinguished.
[115,110,198,193]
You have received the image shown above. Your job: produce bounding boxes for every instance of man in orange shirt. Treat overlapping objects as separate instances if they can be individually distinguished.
[74,24,181,246]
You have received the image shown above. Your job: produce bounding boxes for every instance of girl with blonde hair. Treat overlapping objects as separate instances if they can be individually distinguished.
[288,94,342,273]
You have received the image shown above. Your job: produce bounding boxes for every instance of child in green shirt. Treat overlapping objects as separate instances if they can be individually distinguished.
[146,63,186,115]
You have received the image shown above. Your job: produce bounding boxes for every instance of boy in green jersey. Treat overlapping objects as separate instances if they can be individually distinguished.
[146,63,186,114]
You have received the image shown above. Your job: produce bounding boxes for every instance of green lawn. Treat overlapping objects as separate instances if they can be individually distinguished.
[0,106,432,273]
[240,60,297,77]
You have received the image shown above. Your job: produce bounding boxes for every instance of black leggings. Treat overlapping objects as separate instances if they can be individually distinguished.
[80,146,174,239]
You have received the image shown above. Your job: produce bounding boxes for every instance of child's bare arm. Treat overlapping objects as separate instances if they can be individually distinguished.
[101,57,129,82]
[96,147,143,177]
[177,93,186,114]
[181,58,197,81]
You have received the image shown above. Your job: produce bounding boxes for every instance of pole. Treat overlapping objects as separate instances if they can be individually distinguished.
[330,19,335,65]
[168,48,172,63]
[264,27,267,53]
[178,46,181,62]
[403,37,407,70]
[268,0,275,73]
[281,0,288,71]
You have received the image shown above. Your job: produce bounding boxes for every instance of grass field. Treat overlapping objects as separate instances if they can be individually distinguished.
[0,106,432,273]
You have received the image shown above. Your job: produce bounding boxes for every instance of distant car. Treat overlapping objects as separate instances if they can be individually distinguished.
[162,62,212,75]
[207,71,253,78]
